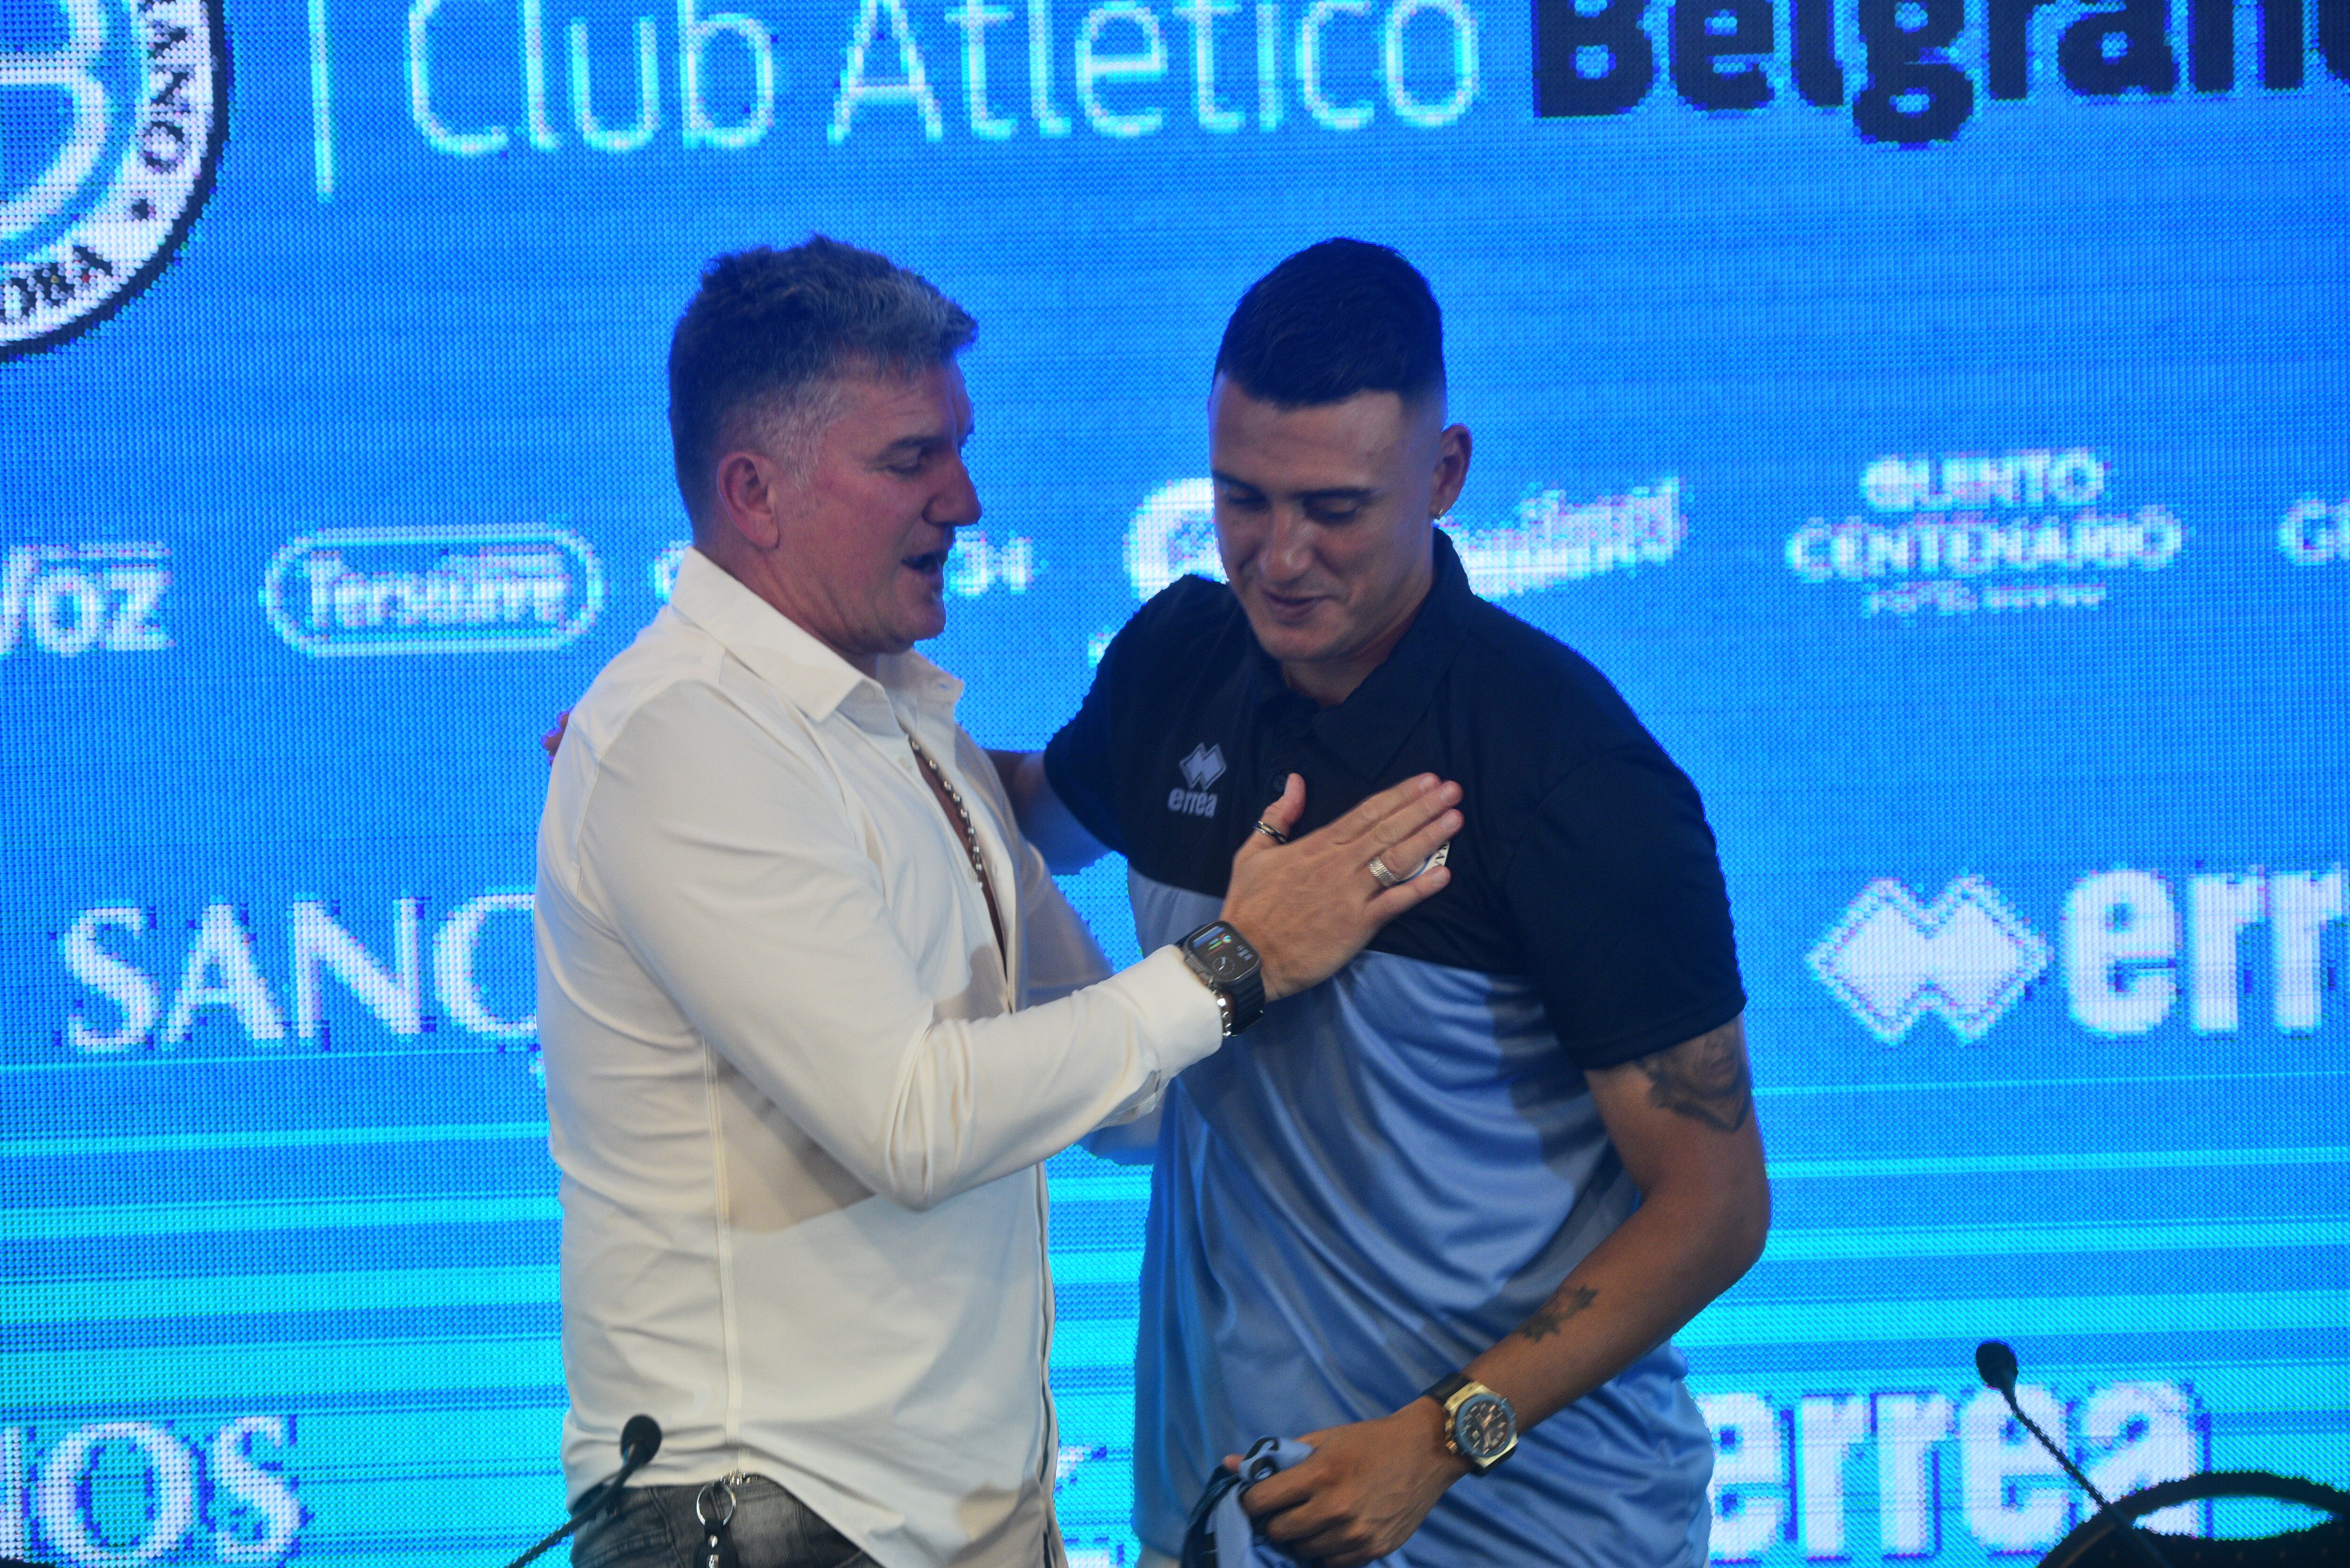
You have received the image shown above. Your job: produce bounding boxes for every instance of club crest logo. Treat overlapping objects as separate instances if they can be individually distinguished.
[1,0,229,360]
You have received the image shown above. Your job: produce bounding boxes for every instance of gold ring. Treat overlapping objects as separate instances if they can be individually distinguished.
[1367,854,1404,888]
[1253,820,1289,845]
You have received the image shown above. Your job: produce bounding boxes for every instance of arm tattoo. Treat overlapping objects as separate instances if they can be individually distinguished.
[1635,1020,1754,1132]
[1516,1284,1598,1342]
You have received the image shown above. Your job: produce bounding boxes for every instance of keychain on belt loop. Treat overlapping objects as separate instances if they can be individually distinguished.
[695,1476,738,1568]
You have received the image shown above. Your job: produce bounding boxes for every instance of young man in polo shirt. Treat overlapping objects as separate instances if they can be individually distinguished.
[997,240,1769,1567]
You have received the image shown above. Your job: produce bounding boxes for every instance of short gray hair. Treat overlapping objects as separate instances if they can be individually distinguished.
[667,237,976,522]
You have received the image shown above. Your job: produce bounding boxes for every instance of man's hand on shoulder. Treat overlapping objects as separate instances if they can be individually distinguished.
[1234,1399,1467,1568]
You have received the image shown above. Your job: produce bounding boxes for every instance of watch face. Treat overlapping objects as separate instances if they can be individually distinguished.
[1190,924,1259,984]
[1454,1393,1516,1461]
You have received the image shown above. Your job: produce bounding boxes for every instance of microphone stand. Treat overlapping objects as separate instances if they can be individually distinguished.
[503,1416,663,1568]
[1974,1344,2175,1568]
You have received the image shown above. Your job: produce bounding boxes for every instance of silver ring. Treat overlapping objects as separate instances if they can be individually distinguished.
[1253,819,1289,845]
[696,1479,736,1528]
[1367,854,1404,888]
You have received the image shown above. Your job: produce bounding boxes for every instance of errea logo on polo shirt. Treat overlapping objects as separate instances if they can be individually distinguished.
[1168,743,1224,818]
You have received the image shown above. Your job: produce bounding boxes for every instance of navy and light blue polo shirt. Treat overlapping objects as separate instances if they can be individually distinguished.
[1043,529,1746,1567]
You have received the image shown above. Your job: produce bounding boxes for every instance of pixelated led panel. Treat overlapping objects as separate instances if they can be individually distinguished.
[3,0,2346,1561]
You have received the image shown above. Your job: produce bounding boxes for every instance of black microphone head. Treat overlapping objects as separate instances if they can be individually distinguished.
[619,1415,662,1467]
[1975,1341,2020,1395]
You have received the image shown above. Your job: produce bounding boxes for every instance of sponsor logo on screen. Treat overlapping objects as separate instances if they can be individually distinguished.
[650,532,1033,604]
[2279,496,2350,564]
[393,0,1482,165]
[1054,1443,1107,1487]
[1465,478,1687,590]
[1124,478,1224,600]
[1809,876,2050,1044]
[1,0,228,360]
[1533,0,2350,144]
[1813,866,2345,1042]
[1784,449,2183,617]
[651,540,690,601]
[55,892,537,1055]
[1123,475,1685,602]
[0,541,170,658]
[1699,1381,2203,1561]
[260,525,604,656]
[0,1416,300,1566]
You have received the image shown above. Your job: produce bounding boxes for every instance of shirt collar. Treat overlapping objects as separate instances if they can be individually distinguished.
[665,546,964,736]
[1244,528,1473,778]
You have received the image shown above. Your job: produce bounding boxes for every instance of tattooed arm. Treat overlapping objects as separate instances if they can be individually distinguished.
[1463,1014,1769,1412]
[1238,1015,1768,1568]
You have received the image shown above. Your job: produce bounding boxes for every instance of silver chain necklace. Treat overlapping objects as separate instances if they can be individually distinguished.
[908,736,990,888]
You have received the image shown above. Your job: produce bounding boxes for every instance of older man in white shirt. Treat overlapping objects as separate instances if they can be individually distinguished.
[535,237,1462,1568]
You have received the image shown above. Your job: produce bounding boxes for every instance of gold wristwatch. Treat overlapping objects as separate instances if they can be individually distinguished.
[1423,1373,1518,1474]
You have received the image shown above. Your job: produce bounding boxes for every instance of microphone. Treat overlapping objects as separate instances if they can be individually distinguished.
[573,1415,662,1521]
[1973,1343,2173,1568]
[501,1415,664,1568]
[1975,1340,2019,1398]
[613,1415,663,1490]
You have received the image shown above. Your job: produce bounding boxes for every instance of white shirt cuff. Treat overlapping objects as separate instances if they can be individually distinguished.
[1127,944,1228,1078]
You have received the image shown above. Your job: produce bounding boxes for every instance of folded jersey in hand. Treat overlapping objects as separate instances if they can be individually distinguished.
[1180,1436,1322,1568]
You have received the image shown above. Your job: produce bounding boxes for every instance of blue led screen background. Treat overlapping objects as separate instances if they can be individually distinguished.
[2,0,2346,1560]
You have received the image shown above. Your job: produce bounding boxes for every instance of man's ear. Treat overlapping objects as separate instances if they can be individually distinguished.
[1431,424,1473,518]
[713,450,787,550]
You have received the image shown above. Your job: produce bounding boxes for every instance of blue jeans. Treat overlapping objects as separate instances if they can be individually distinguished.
[571,1475,875,1568]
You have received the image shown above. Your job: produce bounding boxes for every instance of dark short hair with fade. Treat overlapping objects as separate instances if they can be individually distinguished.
[1214,239,1444,409]
[668,236,976,524]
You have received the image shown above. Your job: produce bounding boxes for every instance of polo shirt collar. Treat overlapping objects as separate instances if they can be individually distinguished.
[665,546,963,735]
[1245,529,1472,779]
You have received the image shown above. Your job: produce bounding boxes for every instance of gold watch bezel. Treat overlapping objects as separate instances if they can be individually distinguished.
[1440,1380,1519,1473]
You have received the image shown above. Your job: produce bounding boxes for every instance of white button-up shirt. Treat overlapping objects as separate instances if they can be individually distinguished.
[535,548,1224,1568]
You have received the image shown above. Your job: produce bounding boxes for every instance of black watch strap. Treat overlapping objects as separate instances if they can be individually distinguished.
[1222,957,1265,1034]
[1423,1373,1473,1407]
[1180,921,1265,1034]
